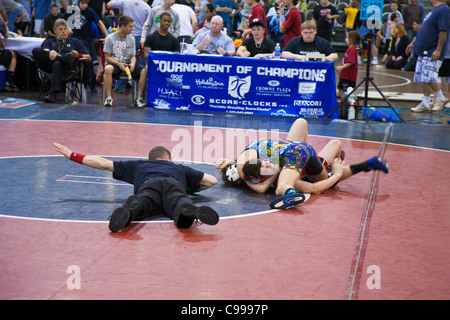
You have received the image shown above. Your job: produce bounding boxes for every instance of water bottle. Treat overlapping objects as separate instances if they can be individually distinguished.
[348,105,355,120]
[274,43,281,59]
[107,27,112,34]
[125,66,132,81]
[346,87,357,120]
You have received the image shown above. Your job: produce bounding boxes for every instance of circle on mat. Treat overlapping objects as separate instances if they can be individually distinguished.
[0,156,310,221]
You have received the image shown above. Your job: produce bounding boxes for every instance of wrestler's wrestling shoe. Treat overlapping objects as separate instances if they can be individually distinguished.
[178,202,219,226]
[109,195,143,232]
[269,191,306,210]
[365,156,389,174]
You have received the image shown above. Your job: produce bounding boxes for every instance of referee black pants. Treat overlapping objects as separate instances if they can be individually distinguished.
[136,177,196,228]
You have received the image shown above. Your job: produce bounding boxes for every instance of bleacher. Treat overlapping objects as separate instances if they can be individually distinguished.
[305,0,434,52]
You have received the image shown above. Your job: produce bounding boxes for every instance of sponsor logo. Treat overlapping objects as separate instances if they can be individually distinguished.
[191,95,206,105]
[228,76,251,99]
[299,82,316,94]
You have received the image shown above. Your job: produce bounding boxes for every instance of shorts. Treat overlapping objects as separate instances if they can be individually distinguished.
[0,50,12,68]
[106,63,145,80]
[414,56,443,83]
[282,143,323,175]
[438,58,450,77]
[338,78,356,91]
[34,19,44,35]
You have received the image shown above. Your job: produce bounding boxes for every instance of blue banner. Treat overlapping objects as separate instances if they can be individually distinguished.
[147,52,338,119]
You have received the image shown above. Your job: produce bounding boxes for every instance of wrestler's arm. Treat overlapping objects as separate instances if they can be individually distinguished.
[294,159,344,194]
[245,173,279,194]
[53,142,114,172]
[198,173,217,190]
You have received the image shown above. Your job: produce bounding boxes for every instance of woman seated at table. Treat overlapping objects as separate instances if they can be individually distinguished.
[32,19,91,103]
[385,24,410,69]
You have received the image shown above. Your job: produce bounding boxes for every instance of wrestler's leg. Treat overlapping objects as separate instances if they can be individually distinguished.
[317,140,342,165]
[286,118,309,143]
[270,167,306,210]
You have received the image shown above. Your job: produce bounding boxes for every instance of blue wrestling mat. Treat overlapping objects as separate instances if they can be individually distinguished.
[0,156,278,221]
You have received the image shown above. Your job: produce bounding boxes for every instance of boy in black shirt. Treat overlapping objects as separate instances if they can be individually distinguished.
[281,20,338,62]
[53,143,219,233]
[143,12,180,55]
[236,18,275,58]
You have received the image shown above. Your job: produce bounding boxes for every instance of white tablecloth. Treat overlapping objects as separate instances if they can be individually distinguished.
[4,37,44,59]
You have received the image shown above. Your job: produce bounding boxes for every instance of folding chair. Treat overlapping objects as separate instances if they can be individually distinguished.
[38,59,88,104]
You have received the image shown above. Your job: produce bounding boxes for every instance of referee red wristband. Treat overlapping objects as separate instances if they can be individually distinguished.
[70,152,85,164]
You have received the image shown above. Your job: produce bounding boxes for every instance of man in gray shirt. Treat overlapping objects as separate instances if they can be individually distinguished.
[103,15,148,108]
[193,15,235,55]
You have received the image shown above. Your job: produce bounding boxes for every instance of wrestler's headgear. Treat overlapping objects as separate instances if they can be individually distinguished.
[225,163,240,183]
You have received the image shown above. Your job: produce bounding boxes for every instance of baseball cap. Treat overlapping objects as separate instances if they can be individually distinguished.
[249,18,265,28]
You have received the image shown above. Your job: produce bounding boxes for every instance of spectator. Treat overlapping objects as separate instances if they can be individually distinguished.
[281,20,338,62]
[385,1,404,46]
[214,0,232,36]
[13,2,31,36]
[312,0,339,43]
[336,30,361,100]
[197,3,214,30]
[235,17,275,58]
[438,34,449,109]
[194,13,213,38]
[143,11,180,53]
[239,0,267,38]
[180,0,195,11]
[102,15,148,108]
[278,0,302,48]
[106,0,152,64]
[0,18,18,92]
[267,1,286,48]
[172,0,198,44]
[410,0,450,112]
[141,0,181,44]
[297,0,306,14]
[64,0,108,66]
[381,12,400,65]
[32,0,52,37]
[43,4,63,37]
[343,1,359,35]
[402,0,423,41]
[32,18,91,102]
[385,24,410,69]
[403,20,421,71]
[141,12,179,107]
[88,0,107,21]
[192,15,235,55]
[198,0,213,25]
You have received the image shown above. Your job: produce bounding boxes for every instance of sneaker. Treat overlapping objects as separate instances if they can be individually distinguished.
[269,192,306,210]
[178,202,219,226]
[371,58,378,65]
[104,96,113,107]
[4,81,19,92]
[43,92,56,103]
[365,156,389,174]
[410,102,431,113]
[431,97,449,111]
[445,102,450,109]
[135,97,146,108]
[108,195,143,232]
